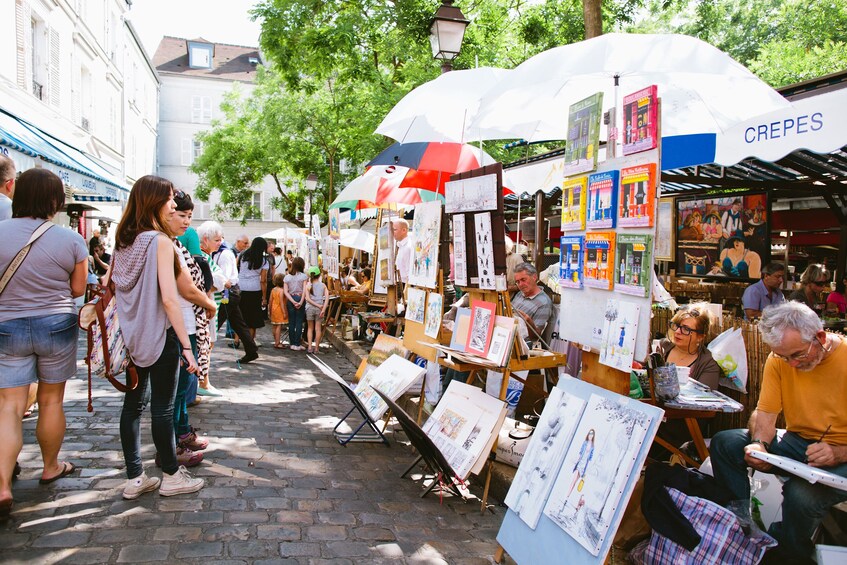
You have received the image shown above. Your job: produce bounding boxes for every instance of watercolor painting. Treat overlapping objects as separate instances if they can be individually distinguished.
[424,292,443,339]
[374,221,395,294]
[405,287,427,324]
[543,394,651,555]
[323,236,339,280]
[563,92,604,176]
[622,85,658,156]
[586,170,619,229]
[618,163,657,228]
[614,234,653,297]
[583,232,616,290]
[559,235,585,290]
[598,299,640,372]
[409,201,442,289]
[474,212,496,290]
[505,387,587,529]
[561,176,588,231]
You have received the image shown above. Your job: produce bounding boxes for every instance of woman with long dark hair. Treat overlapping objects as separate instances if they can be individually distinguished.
[0,169,88,518]
[237,237,269,342]
[111,175,204,499]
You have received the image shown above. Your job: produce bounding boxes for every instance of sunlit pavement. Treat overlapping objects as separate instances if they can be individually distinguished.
[2,327,507,564]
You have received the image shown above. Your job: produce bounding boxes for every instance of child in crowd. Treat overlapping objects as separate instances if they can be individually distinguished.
[269,273,288,349]
[304,267,328,354]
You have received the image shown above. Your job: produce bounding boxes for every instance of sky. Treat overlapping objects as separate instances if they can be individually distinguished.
[127,0,263,57]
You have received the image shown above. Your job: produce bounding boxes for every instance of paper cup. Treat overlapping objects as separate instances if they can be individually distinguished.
[676,365,691,385]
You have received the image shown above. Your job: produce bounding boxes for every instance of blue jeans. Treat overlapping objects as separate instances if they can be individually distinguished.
[174,334,197,437]
[711,428,847,561]
[287,296,305,347]
[120,329,180,478]
[0,313,79,387]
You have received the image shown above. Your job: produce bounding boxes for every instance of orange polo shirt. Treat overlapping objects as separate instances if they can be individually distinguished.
[757,336,847,445]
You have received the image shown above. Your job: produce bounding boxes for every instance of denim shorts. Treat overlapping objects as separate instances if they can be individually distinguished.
[0,312,79,388]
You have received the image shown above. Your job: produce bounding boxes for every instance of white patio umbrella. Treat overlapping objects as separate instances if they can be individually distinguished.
[339,228,376,252]
[469,33,792,143]
[376,67,511,143]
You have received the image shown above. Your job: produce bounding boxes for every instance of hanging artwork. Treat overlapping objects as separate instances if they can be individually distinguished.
[563,92,604,176]
[405,287,427,324]
[323,236,340,279]
[328,208,341,237]
[583,232,616,290]
[599,299,640,372]
[424,292,443,339]
[543,393,652,556]
[373,221,395,294]
[445,173,499,213]
[618,163,657,228]
[622,85,658,156]
[561,176,588,231]
[614,234,653,297]
[452,214,468,287]
[474,212,496,290]
[505,387,587,529]
[307,239,319,270]
[586,170,619,229]
[676,193,769,279]
[466,299,497,357]
[409,201,442,289]
[559,236,585,290]
[450,307,471,351]
[655,198,675,261]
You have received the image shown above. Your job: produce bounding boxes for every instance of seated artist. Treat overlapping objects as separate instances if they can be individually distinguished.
[352,267,371,295]
[657,302,721,390]
[742,262,786,320]
[710,302,847,564]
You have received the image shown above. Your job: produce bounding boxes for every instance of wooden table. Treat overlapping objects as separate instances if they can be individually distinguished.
[652,406,719,467]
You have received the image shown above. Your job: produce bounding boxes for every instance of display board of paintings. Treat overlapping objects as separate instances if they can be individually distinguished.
[618,163,656,228]
[409,201,442,289]
[622,85,658,156]
[614,234,652,297]
[561,176,588,231]
[563,93,604,176]
[583,232,615,290]
[559,236,585,290]
[586,170,619,229]
[675,192,769,279]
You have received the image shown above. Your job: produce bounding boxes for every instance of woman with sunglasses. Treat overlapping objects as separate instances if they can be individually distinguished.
[657,302,721,389]
[790,264,829,314]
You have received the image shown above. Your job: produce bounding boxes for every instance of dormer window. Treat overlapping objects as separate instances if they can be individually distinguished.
[187,40,214,69]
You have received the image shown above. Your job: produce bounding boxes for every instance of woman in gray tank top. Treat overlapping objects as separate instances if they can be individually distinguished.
[111,176,205,500]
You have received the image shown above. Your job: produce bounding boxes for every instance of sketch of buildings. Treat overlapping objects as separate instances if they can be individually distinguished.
[474,212,496,289]
[505,388,587,529]
[405,287,427,324]
[424,293,443,338]
[453,214,468,286]
[543,394,651,555]
[445,174,498,213]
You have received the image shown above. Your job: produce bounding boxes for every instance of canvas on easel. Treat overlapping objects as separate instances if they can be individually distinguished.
[405,287,426,324]
[409,201,442,289]
[424,292,443,339]
[373,217,395,295]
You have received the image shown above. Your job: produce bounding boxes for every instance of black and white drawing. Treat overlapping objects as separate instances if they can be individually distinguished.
[505,388,587,529]
[445,174,498,214]
[453,215,467,286]
[474,212,496,290]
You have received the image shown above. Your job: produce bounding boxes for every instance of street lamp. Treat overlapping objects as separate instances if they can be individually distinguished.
[429,0,470,74]
[304,172,318,230]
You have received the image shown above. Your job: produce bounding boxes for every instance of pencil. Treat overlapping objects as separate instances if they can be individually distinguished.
[817,424,832,443]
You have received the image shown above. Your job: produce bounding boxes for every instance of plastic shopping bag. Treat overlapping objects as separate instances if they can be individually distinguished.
[707,327,748,393]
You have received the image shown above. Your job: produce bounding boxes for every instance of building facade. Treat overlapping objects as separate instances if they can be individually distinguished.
[0,0,159,237]
[153,36,297,243]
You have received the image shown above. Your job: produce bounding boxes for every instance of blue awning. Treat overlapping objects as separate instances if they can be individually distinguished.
[0,109,127,200]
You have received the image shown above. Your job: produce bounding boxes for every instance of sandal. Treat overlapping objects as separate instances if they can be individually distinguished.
[0,498,12,520]
[274,344,284,349]
[39,461,77,484]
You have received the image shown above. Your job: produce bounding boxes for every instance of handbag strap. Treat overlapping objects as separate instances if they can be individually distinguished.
[0,221,53,296]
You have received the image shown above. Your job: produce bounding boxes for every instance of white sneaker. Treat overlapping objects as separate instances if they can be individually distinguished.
[159,465,204,497]
[122,472,161,500]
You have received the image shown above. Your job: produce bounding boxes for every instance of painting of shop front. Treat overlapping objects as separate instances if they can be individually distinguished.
[675,193,769,279]
[542,394,652,556]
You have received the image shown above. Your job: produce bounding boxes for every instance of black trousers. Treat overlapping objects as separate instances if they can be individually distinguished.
[217,290,258,356]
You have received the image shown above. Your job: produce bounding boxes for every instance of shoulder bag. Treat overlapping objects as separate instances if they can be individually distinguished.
[0,221,53,294]
[78,279,139,412]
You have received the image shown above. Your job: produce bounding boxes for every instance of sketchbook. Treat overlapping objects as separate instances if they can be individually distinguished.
[748,451,847,493]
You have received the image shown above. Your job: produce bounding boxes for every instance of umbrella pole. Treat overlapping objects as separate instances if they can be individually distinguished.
[516,195,522,246]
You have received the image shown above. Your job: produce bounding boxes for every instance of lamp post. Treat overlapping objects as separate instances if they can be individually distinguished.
[304,172,318,230]
[429,0,470,74]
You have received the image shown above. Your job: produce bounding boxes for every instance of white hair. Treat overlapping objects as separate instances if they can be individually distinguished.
[196,220,223,241]
[759,301,823,347]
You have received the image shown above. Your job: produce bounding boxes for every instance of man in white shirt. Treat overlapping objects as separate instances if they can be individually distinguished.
[0,155,16,221]
[234,235,250,257]
[214,241,258,363]
[392,218,411,285]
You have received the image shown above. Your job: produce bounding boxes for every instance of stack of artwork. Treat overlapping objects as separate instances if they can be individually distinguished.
[438,301,515,367]
[422,380,508,479]
[353,354,426,421]
[503,381,657,557]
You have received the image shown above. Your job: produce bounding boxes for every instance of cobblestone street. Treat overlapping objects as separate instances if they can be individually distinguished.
[2,329,506,564]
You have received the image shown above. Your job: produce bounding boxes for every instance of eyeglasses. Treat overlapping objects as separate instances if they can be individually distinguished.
[174,190,186,200]
[669,321,704,335]
[770,338,821,362]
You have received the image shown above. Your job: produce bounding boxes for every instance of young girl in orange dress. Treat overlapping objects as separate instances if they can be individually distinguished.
[269,273,288,349]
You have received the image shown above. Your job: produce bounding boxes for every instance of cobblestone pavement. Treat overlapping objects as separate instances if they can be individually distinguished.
[2,327,508,564]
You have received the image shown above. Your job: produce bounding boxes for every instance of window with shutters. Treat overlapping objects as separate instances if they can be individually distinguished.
[248,192,262,220]
[191,95,212,124]
[193,140,203,162]
[181,138,193,166]
[30,17,48,101]
[80,65,93,131]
